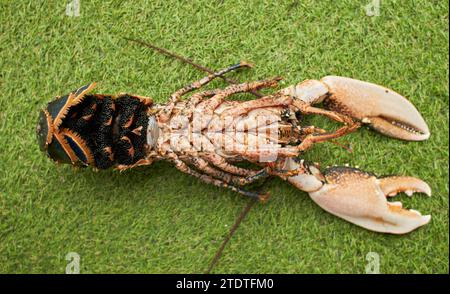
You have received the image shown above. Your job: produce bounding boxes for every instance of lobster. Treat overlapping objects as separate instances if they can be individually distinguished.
[36,62,432,234]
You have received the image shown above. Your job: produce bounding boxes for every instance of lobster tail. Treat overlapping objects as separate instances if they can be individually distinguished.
[37,84,153,169]
[111,95,149,168]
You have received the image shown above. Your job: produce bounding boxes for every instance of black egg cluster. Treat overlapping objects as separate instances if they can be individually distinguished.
[61,94,148,169]
[113,95,148,167]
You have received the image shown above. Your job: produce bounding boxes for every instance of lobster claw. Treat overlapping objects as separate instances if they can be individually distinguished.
[282,158,431,234]
[320,76,430,141]
[306,167,431,234]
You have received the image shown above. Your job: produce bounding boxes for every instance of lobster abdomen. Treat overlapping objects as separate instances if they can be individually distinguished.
[36,84,152,169]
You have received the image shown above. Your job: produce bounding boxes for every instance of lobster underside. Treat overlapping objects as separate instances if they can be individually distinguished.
[37,64,432,234]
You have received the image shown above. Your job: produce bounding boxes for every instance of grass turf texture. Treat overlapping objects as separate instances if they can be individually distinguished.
[0,0,448,273]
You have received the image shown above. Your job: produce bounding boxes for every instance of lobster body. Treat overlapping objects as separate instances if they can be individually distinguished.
[37,63,432,234]
[155,98,303,162]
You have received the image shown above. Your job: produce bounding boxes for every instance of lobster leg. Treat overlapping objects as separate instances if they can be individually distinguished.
[294,123,360,153]
[196,78,282,115]
[169,90,220,130]
[187,157,266,186]
[170,61,252,102]
[203,153,261,177]
[159,62,252,122]
[210,92,359,155]
[192,78,282,131]
[170,154,266,200]
[293,99,356,125]
[217,92,359,154]
[181,89,221,117]
[220,94,292,117]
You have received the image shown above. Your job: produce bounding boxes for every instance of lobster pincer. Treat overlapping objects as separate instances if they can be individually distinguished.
[280,76,430,141]
[282,158,431,234]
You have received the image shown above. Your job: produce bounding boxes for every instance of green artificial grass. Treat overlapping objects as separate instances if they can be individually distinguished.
[0,0,448,273]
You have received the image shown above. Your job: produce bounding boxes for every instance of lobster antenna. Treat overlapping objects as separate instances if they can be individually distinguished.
[205,198,257,274]
[124,37,263,97]
[330,139,353,153]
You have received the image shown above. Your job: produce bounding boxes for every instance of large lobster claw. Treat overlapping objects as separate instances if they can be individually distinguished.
[281,76,430,141]
[283,159,431,234]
